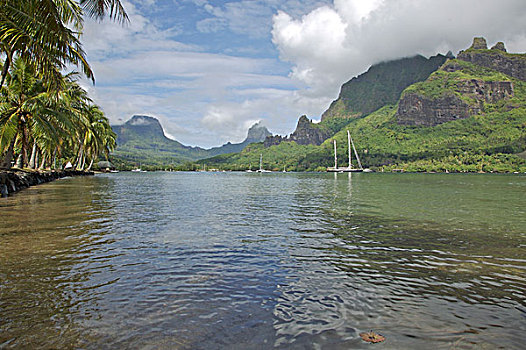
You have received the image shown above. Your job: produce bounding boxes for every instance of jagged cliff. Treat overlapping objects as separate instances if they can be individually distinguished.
[457,37,526,81]
[396,37,522,126]
[264,116,330,147]
[266,53,451,148]
[322,54,449,121]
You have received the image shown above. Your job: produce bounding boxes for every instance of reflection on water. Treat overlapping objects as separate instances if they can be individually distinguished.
[1,172,525,349]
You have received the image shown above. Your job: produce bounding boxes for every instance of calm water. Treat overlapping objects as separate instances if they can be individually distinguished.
[1,172,525,349]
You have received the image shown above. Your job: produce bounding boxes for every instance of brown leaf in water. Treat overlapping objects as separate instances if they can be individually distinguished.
[359,331,386,343]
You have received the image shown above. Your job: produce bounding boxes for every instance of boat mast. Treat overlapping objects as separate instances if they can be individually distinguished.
[333,140,338,169]
[349,135,363,170]
[347,130,352,169]
[259,154,263,171]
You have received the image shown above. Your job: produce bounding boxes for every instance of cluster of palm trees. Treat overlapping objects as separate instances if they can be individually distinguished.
[0,0,127,171]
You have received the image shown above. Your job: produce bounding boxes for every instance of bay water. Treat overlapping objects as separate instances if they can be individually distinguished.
[1,172,525,349]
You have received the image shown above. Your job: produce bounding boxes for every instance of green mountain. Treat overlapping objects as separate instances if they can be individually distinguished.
[200,38,526,173]
[322,53,450,121]
[110,115,272,168]
[265,53,450,149]
[111,115,208,167]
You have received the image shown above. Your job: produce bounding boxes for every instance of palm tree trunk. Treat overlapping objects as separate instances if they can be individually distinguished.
[29,142,37,169]
[39,152,47,170]
[87,158,94,171]
[19,119,29,168]
[0,50,12,89]
[15,153,23,168]
[0,137,17,169]
[76,146,84,170]
[52,149,57,170]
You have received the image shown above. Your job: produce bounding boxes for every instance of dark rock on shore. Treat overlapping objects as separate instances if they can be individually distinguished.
[0,170,94,197]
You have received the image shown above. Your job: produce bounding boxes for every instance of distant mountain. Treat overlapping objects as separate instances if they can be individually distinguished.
[207,122,272,156]
[111,115,208,166]
[110,115,272,167]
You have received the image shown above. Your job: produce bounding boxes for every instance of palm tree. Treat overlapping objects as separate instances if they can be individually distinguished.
[0,57,68,168]
[80,0,128,23]
[0,0,128,89]
[74,105,116,170]
[1,57,116,170]
[0,0,91,89]
[0,0,126,169]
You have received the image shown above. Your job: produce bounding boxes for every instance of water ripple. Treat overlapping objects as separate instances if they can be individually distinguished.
[1,172,525,349]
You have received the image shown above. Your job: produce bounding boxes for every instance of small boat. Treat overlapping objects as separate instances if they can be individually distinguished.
[327,131,364,172]
[256,154,271,173]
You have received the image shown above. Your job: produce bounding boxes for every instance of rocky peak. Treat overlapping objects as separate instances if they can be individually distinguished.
[128,115,160,126]
[458,38,526,81]
[264,115,329,147]
[114,115,167,144]
[469,37,488,50]
[395,37,523,127]
[244,122,272,143]
[491,42,507,52]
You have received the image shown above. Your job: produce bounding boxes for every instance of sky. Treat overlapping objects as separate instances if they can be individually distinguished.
[80,0,526,148]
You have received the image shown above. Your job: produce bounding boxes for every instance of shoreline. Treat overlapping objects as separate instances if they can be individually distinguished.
[0,169,94,197]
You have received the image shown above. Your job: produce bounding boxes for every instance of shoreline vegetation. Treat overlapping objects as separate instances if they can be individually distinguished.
[0,1,127,180]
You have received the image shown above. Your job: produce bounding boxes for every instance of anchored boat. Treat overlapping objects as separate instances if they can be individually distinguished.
[327,130,363,172]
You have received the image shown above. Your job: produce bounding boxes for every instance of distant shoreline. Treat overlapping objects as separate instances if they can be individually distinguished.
[0,170,94,197]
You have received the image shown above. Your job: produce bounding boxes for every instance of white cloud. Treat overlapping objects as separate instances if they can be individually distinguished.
[272,0,526,112]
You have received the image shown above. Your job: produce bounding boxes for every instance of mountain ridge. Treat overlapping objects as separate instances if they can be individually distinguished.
[110,115,272,167]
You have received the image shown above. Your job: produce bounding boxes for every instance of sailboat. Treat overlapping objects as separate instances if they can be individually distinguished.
[131,163,147,172]
[327,130,363,172]
[256,154,271,173]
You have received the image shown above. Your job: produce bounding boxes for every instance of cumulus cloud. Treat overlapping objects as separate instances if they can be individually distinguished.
[272,0,526,107]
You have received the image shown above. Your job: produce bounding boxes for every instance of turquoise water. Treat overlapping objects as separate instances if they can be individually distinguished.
[1,172,525,349]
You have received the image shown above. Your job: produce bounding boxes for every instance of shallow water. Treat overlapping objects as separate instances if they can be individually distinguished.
[1,172,525,349]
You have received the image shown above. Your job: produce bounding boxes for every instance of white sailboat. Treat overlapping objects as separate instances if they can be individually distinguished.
[256,154,271,172]
[327,130,364,172]
[131,164,147,172]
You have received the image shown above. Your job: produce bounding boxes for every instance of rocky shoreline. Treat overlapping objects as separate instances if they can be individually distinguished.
[0,170,94,197]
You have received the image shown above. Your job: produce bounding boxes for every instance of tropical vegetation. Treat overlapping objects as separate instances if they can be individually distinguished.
[0,0,127,170]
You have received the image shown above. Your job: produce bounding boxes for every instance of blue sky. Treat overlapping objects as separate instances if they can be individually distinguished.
[81,0,526,148]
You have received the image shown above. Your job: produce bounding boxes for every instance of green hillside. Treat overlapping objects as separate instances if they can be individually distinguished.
[199,39,526,173]
[322,54,449,120]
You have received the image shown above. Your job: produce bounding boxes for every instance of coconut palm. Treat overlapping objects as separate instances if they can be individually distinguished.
[0,57,114,170]
[0,0,128,89]
[74,104,116,170]
[0,0,91,89]
[80,0,128,23]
